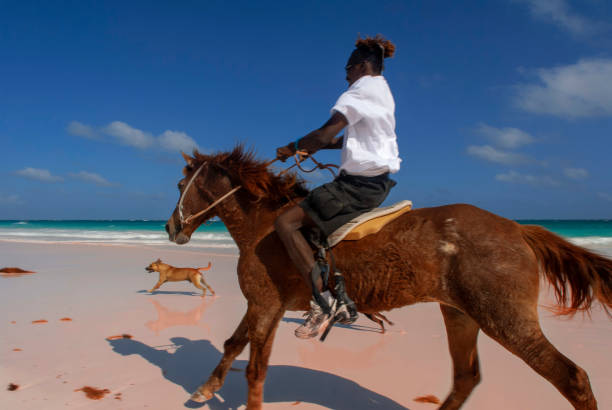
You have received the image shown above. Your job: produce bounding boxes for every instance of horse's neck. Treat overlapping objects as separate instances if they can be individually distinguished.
[214,196,283,251]
[215,199,261,251]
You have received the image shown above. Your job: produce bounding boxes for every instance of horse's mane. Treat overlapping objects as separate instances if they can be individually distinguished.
[191,145,309,206]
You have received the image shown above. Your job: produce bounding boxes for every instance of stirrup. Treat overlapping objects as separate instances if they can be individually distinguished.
[333,271,358,324]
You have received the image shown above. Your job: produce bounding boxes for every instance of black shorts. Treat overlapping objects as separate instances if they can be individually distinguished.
[300,170,396,238]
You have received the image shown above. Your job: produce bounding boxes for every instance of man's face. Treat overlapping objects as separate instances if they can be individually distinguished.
[345,52,364,85]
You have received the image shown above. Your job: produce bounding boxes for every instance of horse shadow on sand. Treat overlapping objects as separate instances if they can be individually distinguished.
[108,336,408,409]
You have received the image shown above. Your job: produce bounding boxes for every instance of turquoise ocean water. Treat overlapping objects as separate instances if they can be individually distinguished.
[0,220,235,249]
[0,219,611,249]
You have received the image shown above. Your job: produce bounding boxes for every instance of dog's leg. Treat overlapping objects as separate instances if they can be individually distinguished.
[199,276,215,296]
[149,278,165,293]
[190,274,209,296]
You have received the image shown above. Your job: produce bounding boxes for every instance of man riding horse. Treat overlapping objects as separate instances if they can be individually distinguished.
[275,35,401,339]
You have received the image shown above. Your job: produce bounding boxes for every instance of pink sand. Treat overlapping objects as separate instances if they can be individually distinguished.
[0,241,610,409]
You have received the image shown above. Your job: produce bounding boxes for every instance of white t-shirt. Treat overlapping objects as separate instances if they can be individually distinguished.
[331,75,401,177]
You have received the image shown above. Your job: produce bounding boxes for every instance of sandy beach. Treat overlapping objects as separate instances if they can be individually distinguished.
[1,241,611,410]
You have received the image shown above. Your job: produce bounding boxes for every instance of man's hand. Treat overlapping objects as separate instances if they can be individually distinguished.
[276,144,294,162]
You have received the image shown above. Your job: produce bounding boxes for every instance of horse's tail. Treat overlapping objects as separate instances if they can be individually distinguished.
[521,225,612,317]
[197,262,212,271]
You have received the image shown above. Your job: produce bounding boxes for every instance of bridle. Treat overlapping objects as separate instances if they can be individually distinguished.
[177,161,242,225]
[177,152,338,226]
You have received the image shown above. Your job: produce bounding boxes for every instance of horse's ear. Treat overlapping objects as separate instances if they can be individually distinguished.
[181,151,194,166]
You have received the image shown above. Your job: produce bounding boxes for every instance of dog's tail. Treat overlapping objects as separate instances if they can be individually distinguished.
[197,262,212,271]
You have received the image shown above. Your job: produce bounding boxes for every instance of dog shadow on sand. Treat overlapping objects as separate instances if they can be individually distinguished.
[108,336,409,409]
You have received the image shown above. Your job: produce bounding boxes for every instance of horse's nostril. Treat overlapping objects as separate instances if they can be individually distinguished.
[165,223,170,233]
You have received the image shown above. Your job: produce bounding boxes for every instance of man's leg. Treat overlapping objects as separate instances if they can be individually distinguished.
[275,205,334,339]
[274,205,322,292]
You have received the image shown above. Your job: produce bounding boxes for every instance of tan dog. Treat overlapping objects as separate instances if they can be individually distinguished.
[145,259,215,296]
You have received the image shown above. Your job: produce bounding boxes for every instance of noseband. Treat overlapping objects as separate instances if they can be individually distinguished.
[178,161,242,225]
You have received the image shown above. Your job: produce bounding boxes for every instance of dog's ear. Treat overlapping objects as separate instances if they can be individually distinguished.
[155,258,161,263]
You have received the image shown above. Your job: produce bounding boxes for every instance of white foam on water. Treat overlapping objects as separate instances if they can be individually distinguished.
[0,238,237,249]
[568,237,612,247]
[0,228,236,248]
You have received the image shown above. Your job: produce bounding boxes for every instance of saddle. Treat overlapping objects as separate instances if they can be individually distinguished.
[327,200,412,247]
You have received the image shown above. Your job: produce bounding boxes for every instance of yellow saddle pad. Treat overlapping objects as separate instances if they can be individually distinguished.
[327,200,412,247]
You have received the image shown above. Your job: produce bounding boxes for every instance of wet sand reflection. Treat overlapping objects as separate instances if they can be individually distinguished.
[297,333,391,370]
[145,297,215,335]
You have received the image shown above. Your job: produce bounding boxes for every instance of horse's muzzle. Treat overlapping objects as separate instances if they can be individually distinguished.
[166,216,191,244]
[174,232,190,245]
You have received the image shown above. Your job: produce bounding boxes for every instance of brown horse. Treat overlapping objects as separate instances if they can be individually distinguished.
[165,146,612,410]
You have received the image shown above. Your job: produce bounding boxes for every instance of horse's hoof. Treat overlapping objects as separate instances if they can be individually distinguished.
[190,388,214,403]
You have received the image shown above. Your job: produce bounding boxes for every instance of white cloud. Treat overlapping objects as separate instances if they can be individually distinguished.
[466,145,533,165]
[598,192,612,202]
[564,167,588,180]
[104,121,155,149]
[475,123,535,149]
[496,170,559,186]
[0,194,22,205]
[515,58,612,118]
[69,171,115,186]
[66,121,98,139]
[515,0,601,36]
[15,167,63,183]
[70,120,200,153]
[158,130,199,153]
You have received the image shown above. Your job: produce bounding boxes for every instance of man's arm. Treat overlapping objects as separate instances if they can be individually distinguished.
[276,112,347,161]
[323,135,344,150]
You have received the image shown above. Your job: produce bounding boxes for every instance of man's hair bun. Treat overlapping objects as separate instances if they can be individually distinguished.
[355,34,396,59]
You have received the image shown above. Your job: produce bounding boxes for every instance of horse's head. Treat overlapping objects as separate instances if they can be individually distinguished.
[166,145,309,245]
[166,151,234,245]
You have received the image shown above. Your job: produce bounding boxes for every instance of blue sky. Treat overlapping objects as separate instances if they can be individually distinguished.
[1,0,611,220]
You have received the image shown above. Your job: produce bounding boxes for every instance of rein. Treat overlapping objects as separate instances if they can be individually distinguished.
[270,151,339,178]
[179,152,338,225]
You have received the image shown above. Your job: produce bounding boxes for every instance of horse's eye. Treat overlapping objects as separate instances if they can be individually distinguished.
[178,181,185,190]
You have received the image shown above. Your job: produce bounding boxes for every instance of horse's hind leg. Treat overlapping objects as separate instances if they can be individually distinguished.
[481,314,597,410]
[439,304,481,410]
[190,313,249,402]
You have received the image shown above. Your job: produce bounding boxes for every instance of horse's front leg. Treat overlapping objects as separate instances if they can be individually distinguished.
[190,313,249,402]
[245,301,285,410]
